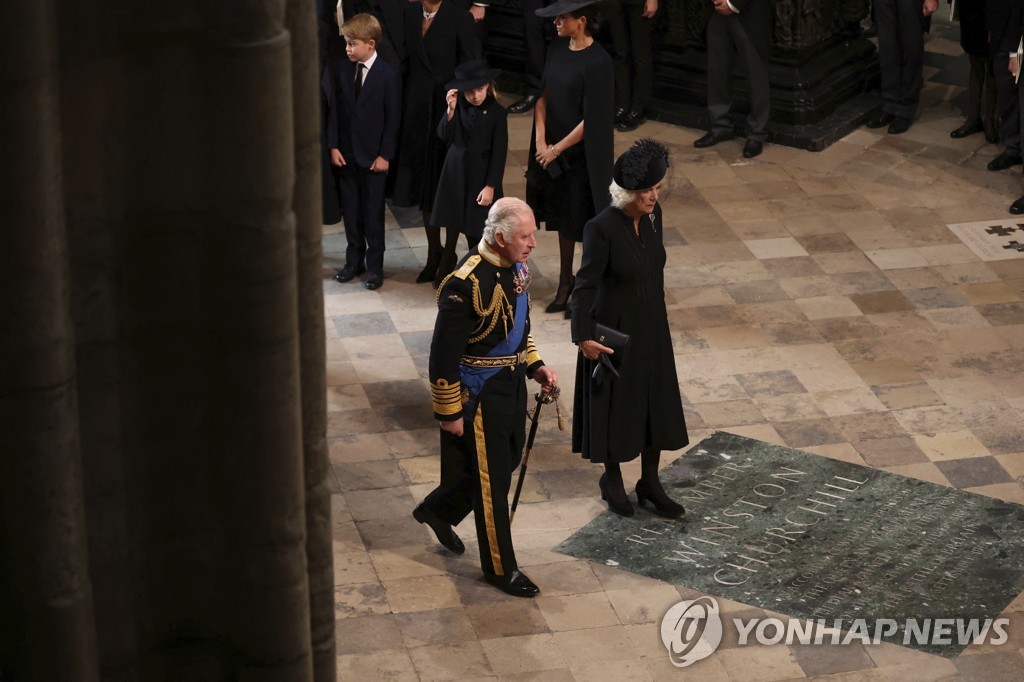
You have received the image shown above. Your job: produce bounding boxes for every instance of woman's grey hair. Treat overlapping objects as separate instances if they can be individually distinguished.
[608,180,637,210]
[483,197,533,245]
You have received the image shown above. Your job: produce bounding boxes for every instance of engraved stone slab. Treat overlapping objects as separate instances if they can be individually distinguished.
[554,432,1024,657]
[948,220,1024,261]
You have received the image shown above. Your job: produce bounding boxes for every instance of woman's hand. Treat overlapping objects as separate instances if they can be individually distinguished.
[476,185,494,206]
[535,142,561,169]
[578,339,613,361]
[642,0,657,19]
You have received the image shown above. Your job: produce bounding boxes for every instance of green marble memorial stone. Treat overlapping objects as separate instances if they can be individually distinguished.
[554,432,1024,657]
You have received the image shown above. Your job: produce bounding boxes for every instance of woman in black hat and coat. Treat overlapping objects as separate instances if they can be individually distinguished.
[526,0,614,315]
[430,60,508,286]
[570,139,689,519]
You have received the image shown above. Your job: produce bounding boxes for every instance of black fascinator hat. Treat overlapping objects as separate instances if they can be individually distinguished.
[612,138,670,191]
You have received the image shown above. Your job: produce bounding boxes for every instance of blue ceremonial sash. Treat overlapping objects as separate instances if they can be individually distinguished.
[460,264,528,416]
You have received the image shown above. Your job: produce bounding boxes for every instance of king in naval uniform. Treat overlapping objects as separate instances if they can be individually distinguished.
[413,197,558,597]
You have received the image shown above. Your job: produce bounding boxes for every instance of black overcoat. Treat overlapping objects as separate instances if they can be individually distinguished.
[430,94,508,241]
[570,203,688,463]
[391,1,480,210]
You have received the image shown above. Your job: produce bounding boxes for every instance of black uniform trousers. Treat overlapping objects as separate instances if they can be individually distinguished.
[874,0,925,120]
[421,367,527,577]
[605,0,655,113]
[707,12,770,141]
[339,164,388,275]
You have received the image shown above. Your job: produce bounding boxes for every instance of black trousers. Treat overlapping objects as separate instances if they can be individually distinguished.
[339,164,387,274]
[995,56,1021,155]
[604,0,655,113]
[422,369,527,576]
[874,0,925,120]
[521,0,552,96]
[706,12,770,140]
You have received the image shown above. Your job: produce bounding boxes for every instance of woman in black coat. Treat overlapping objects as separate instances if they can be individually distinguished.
[570,139,688,519]
[391,0,480,284]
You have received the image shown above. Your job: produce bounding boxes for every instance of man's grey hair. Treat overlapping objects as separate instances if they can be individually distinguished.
[483,197,533,245]
[608,179,637,210]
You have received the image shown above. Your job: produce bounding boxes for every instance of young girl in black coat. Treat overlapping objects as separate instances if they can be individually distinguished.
[429,60,509,287]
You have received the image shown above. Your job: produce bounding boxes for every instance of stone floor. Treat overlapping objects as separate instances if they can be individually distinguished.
[323,21,1024,682]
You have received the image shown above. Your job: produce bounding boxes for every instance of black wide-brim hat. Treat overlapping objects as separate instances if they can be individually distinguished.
[536,0,602,18]
[613,138,670,190]
[446,59,502,91]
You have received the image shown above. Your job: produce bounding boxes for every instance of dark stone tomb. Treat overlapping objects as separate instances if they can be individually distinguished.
[555,432,1024,657]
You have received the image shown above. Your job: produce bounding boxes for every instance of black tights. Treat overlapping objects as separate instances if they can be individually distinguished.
[602,449,666,500]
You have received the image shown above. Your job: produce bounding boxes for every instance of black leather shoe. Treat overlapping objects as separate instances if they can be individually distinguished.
[742,139,763,158]
[694,130,734,148]
[364,272,383,290]
[614,107,626,125]
[616,111,645,132]
[508,95,538,114]
[484,570,540,598]
[887,117,911,135]
[987,151,1023,171]
[1010,195,1024,215]
[634,478,685,519]
[985,127,1000,145]
[599,473,634,517]
[413,503,465,555]
[865,112,895,129]
[950,119,983,139]
[334,264,365,283]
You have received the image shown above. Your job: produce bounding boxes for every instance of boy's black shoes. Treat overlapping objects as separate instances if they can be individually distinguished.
[742,140,763,158]
[484,570,540,598]
[335,264,365,283]
[413,503,465,555]
[364,272,383,290]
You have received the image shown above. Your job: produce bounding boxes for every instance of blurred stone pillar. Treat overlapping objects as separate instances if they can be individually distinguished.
[0,0,333,678]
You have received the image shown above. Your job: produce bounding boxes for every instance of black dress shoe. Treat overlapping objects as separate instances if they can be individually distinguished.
[364,272,383,290]
[887,117,911,135]
[334,264,365,283]
[508,95,538,114]
[950,119,984,139]
[614,107,626,125]
[413,503,465,555]
[693,130,734,148]
[865,112,895,129]
[484,569,540,598]
[987,151,1023,171]
[742,139,763,158]
[616,111,645,132]
[1010,195,1024,215]
[599,473,634,517]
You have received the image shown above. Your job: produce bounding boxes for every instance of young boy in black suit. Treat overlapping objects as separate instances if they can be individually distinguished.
[327,13,402,289]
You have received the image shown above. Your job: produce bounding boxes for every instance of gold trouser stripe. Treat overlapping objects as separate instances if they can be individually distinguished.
[473,405,503,576]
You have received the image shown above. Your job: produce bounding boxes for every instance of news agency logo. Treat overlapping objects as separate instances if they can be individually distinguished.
[661,596,1011,666]
[659,596,723,667]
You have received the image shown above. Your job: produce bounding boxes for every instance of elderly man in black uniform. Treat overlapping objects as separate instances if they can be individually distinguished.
[413,197,558,598]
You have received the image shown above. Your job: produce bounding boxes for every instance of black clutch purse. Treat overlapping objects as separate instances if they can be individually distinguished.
[591,323,630,384]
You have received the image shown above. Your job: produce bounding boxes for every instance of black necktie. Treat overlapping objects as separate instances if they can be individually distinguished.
[354,63,364,99]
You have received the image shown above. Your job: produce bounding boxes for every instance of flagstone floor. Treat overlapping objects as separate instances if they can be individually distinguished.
[323,20,1024,681]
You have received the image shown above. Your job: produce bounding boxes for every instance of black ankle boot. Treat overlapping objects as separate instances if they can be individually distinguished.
[635,478,685,519]
[599,473,634,517]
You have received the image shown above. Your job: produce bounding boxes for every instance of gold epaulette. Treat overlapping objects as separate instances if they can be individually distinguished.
[452,255,481,280]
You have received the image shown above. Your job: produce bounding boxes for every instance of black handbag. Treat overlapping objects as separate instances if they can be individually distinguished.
[591,323,630,384]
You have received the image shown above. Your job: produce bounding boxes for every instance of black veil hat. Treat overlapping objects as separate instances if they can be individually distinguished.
[612,138,669,191]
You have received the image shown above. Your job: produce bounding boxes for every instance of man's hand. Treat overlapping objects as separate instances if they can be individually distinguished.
[370,155,389,173]
[713,0,734,16]
[1011,55,1019,79]
[469,4,486,22]
[532,365,558,394]
[440,418,464,437]
[923,0,937,16]
[330,149,346,167]
[642,0,658,19]
[578,339,613,361]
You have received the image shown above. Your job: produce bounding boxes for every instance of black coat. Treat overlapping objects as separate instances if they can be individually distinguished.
[430,94,508,241]
[711,0,772,60]
[988,0,1022,54]
[570,204,688,463]
[391,1,481,210]
[325,55,402,168]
